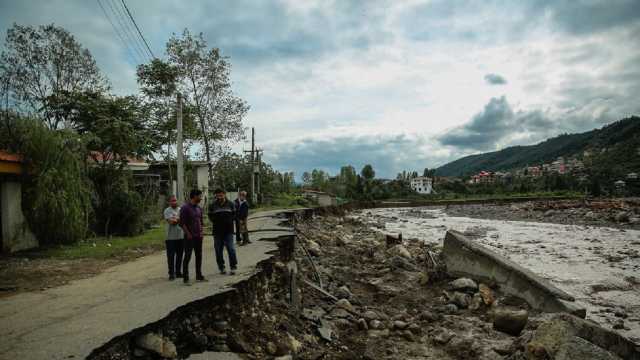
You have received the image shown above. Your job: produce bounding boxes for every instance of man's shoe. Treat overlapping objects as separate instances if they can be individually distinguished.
[175,273,183,278]
[196,276,207,282]
[220,269,227,275]
[184,281,192,286]
[169,274,175,281]
[239,242,246,246]
[230,269,236,275]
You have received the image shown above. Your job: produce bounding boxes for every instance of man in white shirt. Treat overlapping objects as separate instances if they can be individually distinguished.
[164,195,184,280]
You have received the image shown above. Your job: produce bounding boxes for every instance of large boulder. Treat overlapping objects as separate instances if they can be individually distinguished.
[449,277,478,292]
[526,318,622,360]
[492,308,529,336]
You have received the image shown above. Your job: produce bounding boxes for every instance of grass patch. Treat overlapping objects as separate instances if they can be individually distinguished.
[38,226,165,260]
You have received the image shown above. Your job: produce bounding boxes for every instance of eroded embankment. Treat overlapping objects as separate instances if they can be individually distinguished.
[88,211,300,360]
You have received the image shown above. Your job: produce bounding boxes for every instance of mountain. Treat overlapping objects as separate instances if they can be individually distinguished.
[436,116,640,177]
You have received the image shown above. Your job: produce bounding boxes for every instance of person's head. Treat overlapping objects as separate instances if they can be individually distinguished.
[189,189,202,204]
[239,191,247,200]
[168,195,178,208]
[214,188,226,202]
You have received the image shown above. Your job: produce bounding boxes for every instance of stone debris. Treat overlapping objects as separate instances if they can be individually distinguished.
[135,332,177,359]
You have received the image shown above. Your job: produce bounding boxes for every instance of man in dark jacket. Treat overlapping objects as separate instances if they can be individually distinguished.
[234,191,251,246]
[208,189,238,275]
[180,189,205,285]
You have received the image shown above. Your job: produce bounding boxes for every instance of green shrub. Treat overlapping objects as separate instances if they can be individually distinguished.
[3,117,92,244]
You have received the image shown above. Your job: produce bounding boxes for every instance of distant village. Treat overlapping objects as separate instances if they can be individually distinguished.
[408,151,639,196]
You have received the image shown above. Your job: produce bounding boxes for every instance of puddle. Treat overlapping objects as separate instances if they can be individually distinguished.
[353,207,640,344]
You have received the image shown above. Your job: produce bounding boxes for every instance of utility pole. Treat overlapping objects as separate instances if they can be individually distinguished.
[244,127,262,204]
[176,93,184,201]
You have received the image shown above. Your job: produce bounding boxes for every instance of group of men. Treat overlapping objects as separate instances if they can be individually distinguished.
[163,189,251,285]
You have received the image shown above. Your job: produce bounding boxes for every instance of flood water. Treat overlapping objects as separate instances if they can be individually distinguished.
[353,207,640,343]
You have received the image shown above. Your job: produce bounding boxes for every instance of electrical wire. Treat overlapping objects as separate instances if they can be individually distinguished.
[120,0,156,59]
[96,0,139,66]
[105,0,148,63]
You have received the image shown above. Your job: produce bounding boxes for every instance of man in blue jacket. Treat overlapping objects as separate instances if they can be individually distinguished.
[208,189,238,275]
[234,191,251,246]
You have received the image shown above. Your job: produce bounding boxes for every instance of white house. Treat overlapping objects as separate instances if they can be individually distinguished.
[410,176,433,194]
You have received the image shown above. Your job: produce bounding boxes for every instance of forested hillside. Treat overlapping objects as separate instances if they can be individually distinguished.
[436,116,640,177]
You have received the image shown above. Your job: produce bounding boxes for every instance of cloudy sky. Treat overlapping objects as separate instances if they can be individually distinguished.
[2,0,639,178]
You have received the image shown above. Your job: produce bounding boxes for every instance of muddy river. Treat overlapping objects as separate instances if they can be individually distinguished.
[354,207,640,344]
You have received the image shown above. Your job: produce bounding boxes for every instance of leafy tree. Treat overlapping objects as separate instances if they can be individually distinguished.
[67,92,155,235]
[302,171,311,186]
[361,164,375,181]
[1,116,92,244]
[137,59,198,186]
[165,29,249,188]
[0,23,108,129]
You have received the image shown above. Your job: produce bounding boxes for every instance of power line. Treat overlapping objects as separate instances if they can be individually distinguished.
[96,0,138,66]
[120,0,156,59]
[106,0,148,63]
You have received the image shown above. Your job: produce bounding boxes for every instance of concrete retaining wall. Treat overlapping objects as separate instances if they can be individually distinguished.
[1,181,37,253]
[443,230,586,317]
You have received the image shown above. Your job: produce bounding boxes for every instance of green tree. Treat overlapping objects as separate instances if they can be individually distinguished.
[0,23,109,129]
[1,116,92,244]
[166,29,249,188]
[361,164,375,181]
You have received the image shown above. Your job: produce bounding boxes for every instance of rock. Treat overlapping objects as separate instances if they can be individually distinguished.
[266,341,278,355]
[393,320,408,330]
[133,348,148,357]
[307,240,322,256]
[433,328,456,344]
[363,310,379,321]
[408,323,421,334]
[287,334,303,354]
[135,333,177,359]
[450,291,472,309]
[317,319,333,342]
[615,212,630,223]
[469,293,483,311]
[357,318,369,330]
[389,256,418,271]
[367,329,390,338]
[387,244,412,259]
[335,298,354,312]
[478,283,495,306]
[612,319,624,329]
[544,210,556,217]
[493,308,529,336]
[419,310,441,322]
[554,336,620,360]
[449,277,478,292]
[274,356,293,360]
[369,319,384,329]
[335,286,352,300]
[629,217,640,225]
[442,304,459,314]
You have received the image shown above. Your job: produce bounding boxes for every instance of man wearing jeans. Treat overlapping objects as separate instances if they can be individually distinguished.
[180,189,206,285]
[208,188,238,275]
[163,195,183,280]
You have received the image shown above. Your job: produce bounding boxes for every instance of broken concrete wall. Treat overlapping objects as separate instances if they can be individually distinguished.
[443,230,586,317]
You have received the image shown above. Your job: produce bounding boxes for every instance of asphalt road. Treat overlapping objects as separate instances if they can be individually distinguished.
[0,212,293,360]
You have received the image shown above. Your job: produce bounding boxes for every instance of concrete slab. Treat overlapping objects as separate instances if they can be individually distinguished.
[0,213,286,360]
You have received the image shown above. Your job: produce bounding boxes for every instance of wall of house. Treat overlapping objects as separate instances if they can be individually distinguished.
[1,181,37,253]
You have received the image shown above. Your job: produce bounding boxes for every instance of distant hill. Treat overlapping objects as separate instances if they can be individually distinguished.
[436,116,640,177]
